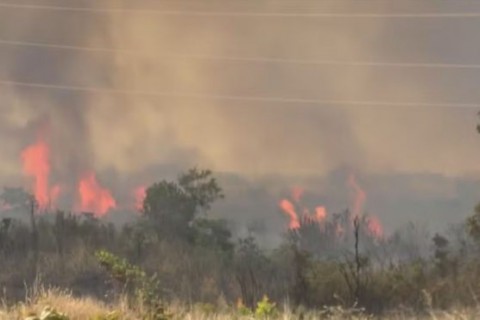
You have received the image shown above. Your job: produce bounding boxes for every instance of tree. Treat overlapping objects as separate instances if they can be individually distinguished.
[142,168,224,242]
[177,168,224,212]
[193,218,234,256]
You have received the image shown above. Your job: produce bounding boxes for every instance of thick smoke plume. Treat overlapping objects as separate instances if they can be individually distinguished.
[1,1,480,230]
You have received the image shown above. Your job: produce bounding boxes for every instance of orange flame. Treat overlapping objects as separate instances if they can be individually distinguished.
[279,199,300,230]
[279,187,328,229]
[367,215,384,239]
[314,206,327,222]
[21,138,59,210]
[134,186,147,212]
[347,174,366,218]
[78,172,116,216]
[347,175,384,239]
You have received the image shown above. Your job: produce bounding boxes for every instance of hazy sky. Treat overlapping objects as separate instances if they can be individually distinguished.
[1,0,480,235]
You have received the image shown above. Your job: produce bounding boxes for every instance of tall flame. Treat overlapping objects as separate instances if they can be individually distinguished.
[279,199,300,230]
[78,172,116,216]
[21,138,60,210]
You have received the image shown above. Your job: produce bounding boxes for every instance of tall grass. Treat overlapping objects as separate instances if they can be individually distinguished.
[1,285,480,320]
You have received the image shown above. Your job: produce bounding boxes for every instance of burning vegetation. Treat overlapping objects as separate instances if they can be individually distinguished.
[21,137,59,212]
[0,134,480,318]
[279,175,384,256]
[18,136,142,216]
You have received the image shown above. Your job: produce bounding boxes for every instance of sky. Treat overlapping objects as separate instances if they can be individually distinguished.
[1,0,480,240]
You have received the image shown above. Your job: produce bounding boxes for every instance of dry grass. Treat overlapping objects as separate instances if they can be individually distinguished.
[0,286,133,320]
[1,288,480,320]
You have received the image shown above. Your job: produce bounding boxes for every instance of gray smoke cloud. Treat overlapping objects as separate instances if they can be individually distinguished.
[1,0,480,235]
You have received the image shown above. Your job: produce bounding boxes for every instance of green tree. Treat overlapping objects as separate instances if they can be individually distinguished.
[142,168,224,242]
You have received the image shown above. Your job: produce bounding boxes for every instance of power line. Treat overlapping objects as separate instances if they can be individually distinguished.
[0,79,478,109]
[1,2,480,18]
[1,38,480,70]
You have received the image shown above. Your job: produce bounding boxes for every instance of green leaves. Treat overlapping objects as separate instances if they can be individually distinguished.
[255,295,277,318]
[142,168,225,243]
[95,250,145,284]
[178,168,224,211]
[95,250,170,320]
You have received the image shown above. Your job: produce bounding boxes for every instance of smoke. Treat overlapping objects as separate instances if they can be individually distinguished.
[1,1,480,229]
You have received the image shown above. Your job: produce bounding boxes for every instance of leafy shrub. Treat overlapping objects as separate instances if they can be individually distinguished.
[95,250,145,285]
[255,295,277,318]
[95,250,171,320]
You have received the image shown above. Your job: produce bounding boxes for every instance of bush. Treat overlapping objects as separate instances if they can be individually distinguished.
[255,295,277,318]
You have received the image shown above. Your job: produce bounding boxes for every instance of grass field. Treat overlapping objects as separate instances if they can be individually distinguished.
[1,287,479,320]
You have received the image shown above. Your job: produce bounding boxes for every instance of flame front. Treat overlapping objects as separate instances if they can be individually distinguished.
[78,172,116,216]
[279,188,328,230]
[21,138,59,210]
[279,199,300,230]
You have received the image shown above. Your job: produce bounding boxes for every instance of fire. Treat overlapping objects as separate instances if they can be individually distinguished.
[78,172,116,216]
[279,199,300,230]
[315,206,327,221]
[134,186,147,211]
[347,174,366,218]
[279,188,328,230]
[279,176,385,239]
[347,175,384,239]
[367,215,384,238]
[21,137,59,210]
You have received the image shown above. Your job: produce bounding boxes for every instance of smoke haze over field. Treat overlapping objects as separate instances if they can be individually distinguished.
[1,0,480,235]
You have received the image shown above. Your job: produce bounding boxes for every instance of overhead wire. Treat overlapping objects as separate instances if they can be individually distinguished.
[1,39,480,70]
[0,2,478,110]
[0,79,478,109]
